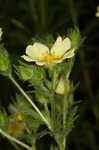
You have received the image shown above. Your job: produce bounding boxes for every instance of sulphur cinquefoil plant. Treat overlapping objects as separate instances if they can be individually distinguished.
[0,28,81,150]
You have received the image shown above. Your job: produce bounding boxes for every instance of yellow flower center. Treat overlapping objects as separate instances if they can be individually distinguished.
[42,52,59,62]
[17,114,23,121]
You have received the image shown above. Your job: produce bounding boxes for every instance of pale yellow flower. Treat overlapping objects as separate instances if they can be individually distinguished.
[96,6,99,17]
[55,77,65,95]
[22,36,75,66]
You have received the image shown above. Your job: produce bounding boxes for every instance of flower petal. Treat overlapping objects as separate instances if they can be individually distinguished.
[51,59,63,64]
[26,43,49,61]
[36,61,47,66]
[62,48,75,60]
[51,37,71,57]
[21,55,35,62]
[36,59,63,66]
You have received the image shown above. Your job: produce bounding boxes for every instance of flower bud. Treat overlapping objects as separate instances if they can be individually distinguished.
[55,77,65,95]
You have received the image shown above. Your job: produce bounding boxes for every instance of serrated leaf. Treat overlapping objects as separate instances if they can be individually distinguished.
[18,106,44,123]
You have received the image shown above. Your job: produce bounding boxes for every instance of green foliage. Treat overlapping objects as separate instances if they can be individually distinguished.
[14,61,34,81]
[0,0,99,150]
[67,28,81,50]
[66,106,78,136]
[27,66,46,86]
[0,27,80,150]
[0,45,11,76]
[0,109,9,130]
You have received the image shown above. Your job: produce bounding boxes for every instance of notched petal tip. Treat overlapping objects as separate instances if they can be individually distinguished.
[63,37,71,49]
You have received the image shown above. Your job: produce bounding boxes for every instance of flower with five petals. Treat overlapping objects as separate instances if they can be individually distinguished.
[22,36,75,66]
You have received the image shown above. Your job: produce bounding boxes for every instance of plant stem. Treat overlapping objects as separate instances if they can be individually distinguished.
[62,80,69,150]
[9,74,50,129]
[55,137,65,150]
[50,93,55,132]
[44,103,50,121]
[32,137,36,150]
[63,88,68,129]
[0,128,32,150]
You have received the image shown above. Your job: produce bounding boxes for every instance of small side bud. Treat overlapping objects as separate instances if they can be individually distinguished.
[55,77,70,95]
[55,77,65,95]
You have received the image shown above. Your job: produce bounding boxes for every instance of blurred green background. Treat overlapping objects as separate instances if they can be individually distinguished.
[0,0,99,150]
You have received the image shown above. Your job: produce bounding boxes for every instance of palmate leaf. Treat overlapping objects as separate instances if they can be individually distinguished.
[34,84,50,98]
[66,106,78,136]
[55,106,78,142]
[18,105,44,123]
[29,66,46,86]
[14,61,46,84]
[22,134,35,144]
[14,62,34,81]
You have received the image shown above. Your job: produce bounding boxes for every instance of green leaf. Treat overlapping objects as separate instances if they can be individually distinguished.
[18,106,44,123]
[0,45,11,76]
[14,61,34,81]
[29,66,46,86]
[67,27,81,50]
[66,106,78,136]
[0,109,9,129]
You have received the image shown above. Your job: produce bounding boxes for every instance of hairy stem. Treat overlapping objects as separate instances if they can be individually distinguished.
[9,74,50,129]
[0,129,32,150]
[50,93,55,132]
[44,103,50,122]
